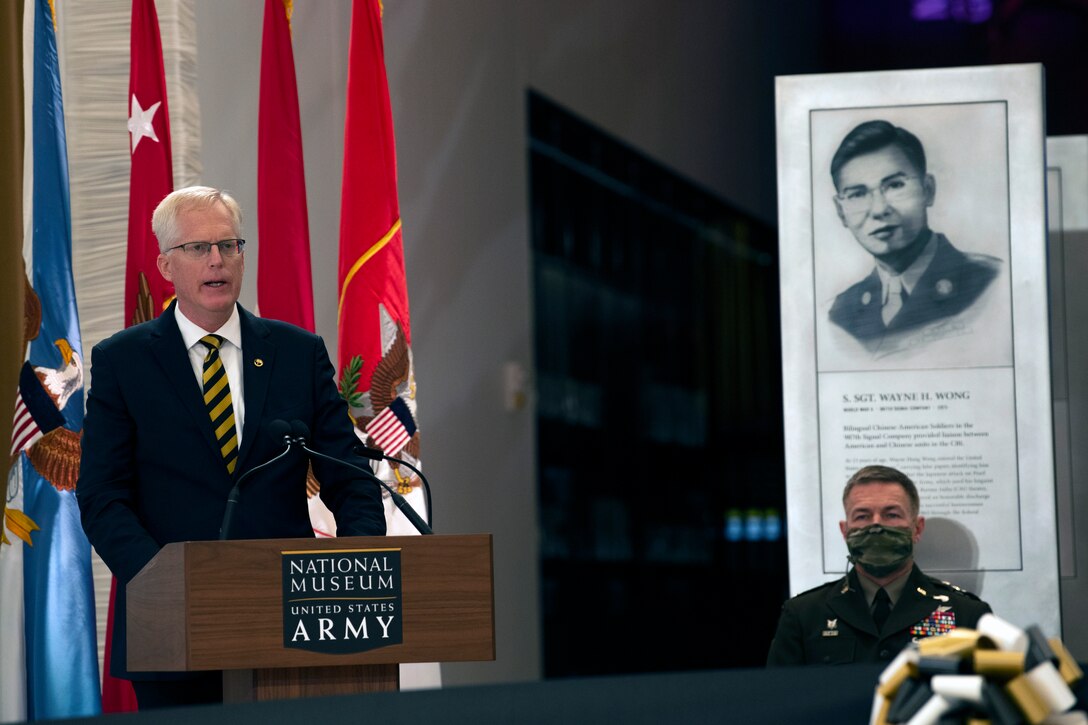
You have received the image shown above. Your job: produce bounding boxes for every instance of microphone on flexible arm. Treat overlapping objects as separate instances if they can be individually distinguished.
[353,443,433,530]
[219,419,296,540]
[289,420,434,535]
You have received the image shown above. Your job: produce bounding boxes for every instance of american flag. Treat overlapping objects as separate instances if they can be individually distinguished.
[11,394,43,456]
[364,397,417,455]
[10,362,63,456]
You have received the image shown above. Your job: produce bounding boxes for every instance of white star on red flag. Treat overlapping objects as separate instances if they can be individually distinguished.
[127,94,161,153]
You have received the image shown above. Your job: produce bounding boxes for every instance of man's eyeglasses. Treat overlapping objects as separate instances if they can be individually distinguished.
[165,239,246,258]
[836,175,923,217]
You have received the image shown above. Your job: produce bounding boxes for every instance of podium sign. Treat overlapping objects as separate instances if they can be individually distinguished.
[281,546,403,654]
[127,534,494,701]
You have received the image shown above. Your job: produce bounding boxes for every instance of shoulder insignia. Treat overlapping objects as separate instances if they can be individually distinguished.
[931,577,983,602]
[790,577,845,599]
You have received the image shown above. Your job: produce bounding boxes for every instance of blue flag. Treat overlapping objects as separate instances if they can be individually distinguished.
[17,0,101,718]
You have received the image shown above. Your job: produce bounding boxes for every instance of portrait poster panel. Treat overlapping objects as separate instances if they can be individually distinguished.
[776,64,1058,635]
[1046,135,1088,654]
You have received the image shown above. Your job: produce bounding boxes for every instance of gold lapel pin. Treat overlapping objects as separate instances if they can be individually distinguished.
[254,358,264,367]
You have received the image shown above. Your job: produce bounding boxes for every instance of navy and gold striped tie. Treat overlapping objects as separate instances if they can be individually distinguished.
[200,334,238,474]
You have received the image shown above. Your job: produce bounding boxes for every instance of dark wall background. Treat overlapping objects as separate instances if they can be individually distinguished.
[821,0,1088,135]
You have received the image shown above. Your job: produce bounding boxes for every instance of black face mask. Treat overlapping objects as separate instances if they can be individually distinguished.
[845,524,914,578]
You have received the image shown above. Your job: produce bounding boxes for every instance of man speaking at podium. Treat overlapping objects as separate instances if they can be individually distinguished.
[77,186,386,708]
[767,465,991,666]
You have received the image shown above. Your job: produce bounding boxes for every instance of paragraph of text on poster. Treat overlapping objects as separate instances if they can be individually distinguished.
[818,367,1021,572]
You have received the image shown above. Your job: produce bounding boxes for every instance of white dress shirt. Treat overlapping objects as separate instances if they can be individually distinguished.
[875,232,939,326]
[174,305,245,447]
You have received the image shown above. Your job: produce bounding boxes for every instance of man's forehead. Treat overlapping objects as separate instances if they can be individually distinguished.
[176,203,235,231]
[177,200,229,219]
[836,145,919,187]
[844,481,911,510]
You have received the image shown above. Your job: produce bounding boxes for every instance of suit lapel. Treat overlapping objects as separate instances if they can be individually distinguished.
[149,303,223,458]
[236,307,275,473]
[850,271,886,340]
[888,234,964,331]
[826,571,879,638]
[882,566,938,636]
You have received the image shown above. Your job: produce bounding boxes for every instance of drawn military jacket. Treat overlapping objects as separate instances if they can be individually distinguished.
[766,565,992,666]
[828,233,1001,348]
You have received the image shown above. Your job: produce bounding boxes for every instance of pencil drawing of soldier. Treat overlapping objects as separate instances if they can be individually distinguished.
[826,120,1001,350]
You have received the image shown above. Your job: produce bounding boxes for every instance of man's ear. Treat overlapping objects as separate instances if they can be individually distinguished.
[839,520,849,539]
[156,253,172,282]
[833,195,848,227]
[923,174,936,208]
[913,515,926,543]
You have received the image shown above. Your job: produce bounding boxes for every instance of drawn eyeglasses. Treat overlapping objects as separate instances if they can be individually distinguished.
[835,175,922,216]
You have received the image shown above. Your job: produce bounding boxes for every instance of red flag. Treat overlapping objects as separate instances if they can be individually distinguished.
[124,0,174,327]
[337,0,420,474]
[258,0,315,330]
[100,580,135,713]
[104,0,175,711]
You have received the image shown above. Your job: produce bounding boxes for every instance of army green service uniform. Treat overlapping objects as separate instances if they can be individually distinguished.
[766,565,991,666]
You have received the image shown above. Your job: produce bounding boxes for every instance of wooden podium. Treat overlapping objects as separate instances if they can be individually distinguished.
[126,534,494,702]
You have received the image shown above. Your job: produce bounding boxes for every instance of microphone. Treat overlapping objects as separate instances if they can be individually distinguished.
[219,419,296,540]
[289,420,434,535]
[354,444,433,530]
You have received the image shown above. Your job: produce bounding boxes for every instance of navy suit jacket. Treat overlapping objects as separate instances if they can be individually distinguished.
[77,302,386,679]
[828,233,1000,346]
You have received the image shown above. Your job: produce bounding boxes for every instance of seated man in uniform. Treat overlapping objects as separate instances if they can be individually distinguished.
[766,465,991,666]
